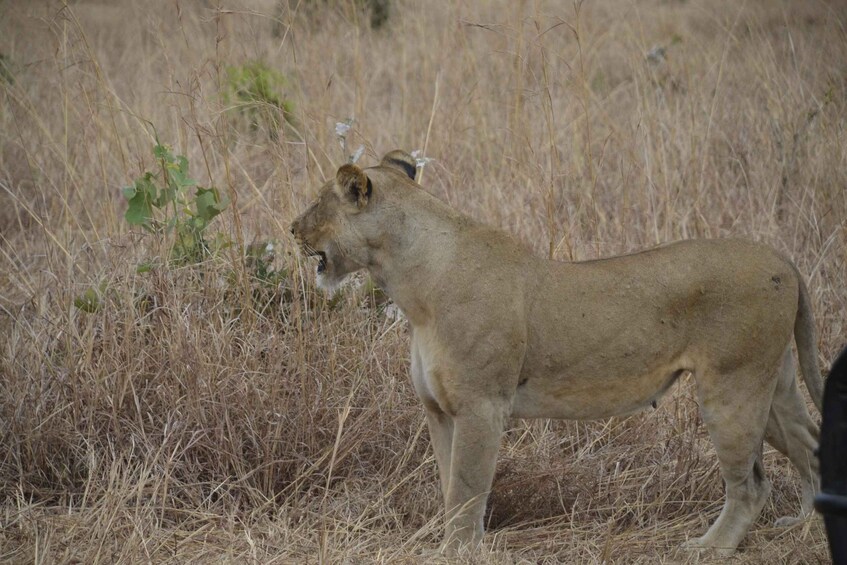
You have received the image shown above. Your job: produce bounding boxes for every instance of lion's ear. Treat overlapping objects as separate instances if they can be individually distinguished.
[336,163,372,208]
[379,150,417,181]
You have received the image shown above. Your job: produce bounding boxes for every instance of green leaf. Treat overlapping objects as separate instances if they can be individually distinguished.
[168,155,197,188]
[153,143,171,160]
[124,176,157,227]
[209,232,233,253]
[176,155,190,176]
[125,197,153,226]
[74,286,101,313]
[194,187,229,225]
[170,224,205,264]
[155,182,177,208]
[190,216,206,231]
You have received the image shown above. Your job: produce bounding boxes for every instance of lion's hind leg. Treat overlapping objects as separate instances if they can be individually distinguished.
[684,363,778,556]
[764,347,820,527]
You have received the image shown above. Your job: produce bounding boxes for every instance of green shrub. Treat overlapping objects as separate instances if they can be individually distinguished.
[223,61,294,140]
[122,142,230,264]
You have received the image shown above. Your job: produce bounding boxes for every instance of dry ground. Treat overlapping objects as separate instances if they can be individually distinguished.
[1,0,845,563]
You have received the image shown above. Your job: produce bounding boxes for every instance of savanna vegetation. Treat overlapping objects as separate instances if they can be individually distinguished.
[1,0,845,562]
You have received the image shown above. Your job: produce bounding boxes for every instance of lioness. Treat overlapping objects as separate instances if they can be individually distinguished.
[291,150,823,556]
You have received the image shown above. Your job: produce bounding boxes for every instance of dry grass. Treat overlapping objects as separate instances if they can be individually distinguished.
[1,0,845,562]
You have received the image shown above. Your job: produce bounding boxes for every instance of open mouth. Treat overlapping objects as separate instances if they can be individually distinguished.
[316,251,328,274]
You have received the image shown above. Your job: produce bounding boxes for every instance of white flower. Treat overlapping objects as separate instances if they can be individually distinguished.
[646,45,666,64]
[335,121,351,138]
[411,149,433,169]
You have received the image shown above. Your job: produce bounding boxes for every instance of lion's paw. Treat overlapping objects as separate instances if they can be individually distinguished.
[680,538,736,558]
[680,537,704,550]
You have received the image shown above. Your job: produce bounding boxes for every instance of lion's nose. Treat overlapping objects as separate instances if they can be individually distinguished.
[289,224,296,236]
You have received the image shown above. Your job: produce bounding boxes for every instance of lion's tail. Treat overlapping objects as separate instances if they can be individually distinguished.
[793,266,824,413]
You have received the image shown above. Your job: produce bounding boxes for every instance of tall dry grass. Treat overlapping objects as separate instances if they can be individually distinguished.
[1,0,845,562]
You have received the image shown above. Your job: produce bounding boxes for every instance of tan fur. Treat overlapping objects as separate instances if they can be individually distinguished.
[291,151,824,556]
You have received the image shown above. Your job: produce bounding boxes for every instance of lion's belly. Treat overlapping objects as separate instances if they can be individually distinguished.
[510,361,687,420]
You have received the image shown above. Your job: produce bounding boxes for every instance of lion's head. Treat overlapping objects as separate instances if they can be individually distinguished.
[290,150,417,291]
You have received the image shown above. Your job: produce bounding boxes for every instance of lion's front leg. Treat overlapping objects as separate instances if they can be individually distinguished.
[425,408,454,505]
[441,399,508,555]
